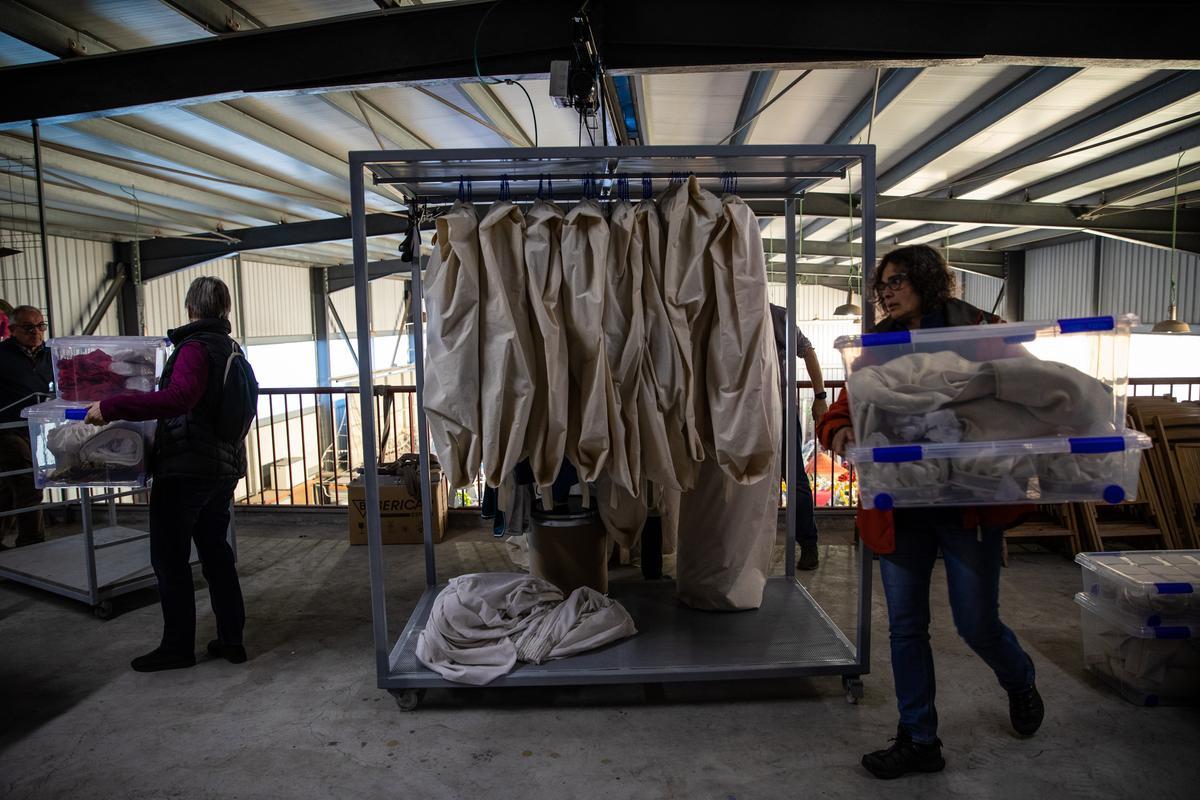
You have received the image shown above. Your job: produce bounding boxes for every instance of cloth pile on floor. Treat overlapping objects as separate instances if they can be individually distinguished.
[422,176,781,610]
[415,573,637,685]
[56,348,158,401]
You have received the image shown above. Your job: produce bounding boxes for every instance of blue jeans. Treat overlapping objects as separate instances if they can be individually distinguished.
[879,516,1035,743]
[782,416,817,545]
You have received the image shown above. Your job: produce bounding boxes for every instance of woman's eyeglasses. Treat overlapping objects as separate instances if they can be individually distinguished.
[14,322,48,333]
[874,273,909,296]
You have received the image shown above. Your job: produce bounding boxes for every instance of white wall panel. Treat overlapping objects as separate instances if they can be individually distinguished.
[370,277,408,334]
[766,283,860,321]
[143,258,240,338]
[238,259,313,342]
[1024,240,1094,321]
[958,271,1005,316]
[1,229,117,335]
[1099,239,1199,325]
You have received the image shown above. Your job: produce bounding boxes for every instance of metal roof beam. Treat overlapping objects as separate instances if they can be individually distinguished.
[131,213,410,278]
[6,1,1199,126]
[457,83,533,148]
[730,70,777,147]
[799,67,922,238]
[928,71,1200,199]
[878,66,1081,193]
[0,131,319,225]
[1066,164,1200,206]
[62,119,352,217]
[157,0,259,34]
[184,103,401,206]
[766,236,1006,276]
[327,259,410,293]
[0,0,114,58]
[1004,121,1200,203]
[319,92,431,151]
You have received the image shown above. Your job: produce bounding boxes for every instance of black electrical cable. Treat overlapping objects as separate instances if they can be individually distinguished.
[471,0,539,146]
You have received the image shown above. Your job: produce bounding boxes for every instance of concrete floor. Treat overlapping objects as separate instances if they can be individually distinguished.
[1,509,1198,799]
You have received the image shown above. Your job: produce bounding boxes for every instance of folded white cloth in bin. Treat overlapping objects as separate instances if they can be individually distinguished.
[47,422,144,475]
[415,573,636,685]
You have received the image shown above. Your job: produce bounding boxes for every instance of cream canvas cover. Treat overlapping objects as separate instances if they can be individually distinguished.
[478,200,537,488]
[422,202,482,489]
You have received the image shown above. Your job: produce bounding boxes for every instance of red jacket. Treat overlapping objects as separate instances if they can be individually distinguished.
[816,299,1025,554]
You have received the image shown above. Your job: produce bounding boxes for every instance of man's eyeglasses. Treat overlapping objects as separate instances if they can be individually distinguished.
[874,273,909,296]
[14,322,48,333]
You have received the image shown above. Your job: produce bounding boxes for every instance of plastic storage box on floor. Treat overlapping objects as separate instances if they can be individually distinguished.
[835,314,1147,509]
[1074,591,1200,706]
[21,400,152,489]
[1077,551,1200,626]
[50,335,167,402]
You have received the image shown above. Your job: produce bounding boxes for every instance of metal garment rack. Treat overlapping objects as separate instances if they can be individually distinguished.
[348,145,877,710]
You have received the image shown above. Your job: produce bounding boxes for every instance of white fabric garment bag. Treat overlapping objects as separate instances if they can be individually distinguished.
[422,202,482,489]
[658,176,723,490]
[674,191,782,611]
[705,195,781,484]
[522,199,570,502]
[478,200,537,488]
[560,199,619,490]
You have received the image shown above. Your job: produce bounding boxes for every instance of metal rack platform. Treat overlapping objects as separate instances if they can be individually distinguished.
[384,577,859,690]
[0,525,196,613]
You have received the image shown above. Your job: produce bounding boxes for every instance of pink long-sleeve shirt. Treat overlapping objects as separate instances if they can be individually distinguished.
[99,342,209,422]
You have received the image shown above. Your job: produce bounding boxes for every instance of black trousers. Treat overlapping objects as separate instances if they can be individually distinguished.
[149,476,244,654]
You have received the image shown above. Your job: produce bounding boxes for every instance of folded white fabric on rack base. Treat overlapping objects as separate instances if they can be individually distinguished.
[423,202,483,490]
[478,200,537,488]
[47,421,144,477]
[415,573,636,685]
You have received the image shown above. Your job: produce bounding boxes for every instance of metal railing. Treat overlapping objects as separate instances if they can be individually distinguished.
[5,378,1197,517]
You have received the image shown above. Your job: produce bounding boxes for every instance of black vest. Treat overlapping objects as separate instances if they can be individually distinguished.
[0,338,53,424]
[153,318,247,480]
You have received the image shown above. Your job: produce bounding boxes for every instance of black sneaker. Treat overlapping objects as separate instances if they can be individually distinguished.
[861,727,945,780]
[797,544,819,571]
[1009,684,1044,736]
[131,647,196,673]
[207,640,248,664]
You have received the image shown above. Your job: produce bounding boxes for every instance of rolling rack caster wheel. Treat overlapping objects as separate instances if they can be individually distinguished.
[392,689,425,712]
[92,600,114,620]
[843,676,864,705]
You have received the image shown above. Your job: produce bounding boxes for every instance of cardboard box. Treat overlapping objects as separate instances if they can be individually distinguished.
[348,474,447,545]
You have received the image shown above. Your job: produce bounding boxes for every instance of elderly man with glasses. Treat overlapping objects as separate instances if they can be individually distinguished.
[0,305,53,549]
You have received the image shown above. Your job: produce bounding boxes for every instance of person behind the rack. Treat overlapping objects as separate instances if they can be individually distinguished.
[0,305,53,550]
[816,245,1043,780]
[85,277,248,673]
[768,304,827,570]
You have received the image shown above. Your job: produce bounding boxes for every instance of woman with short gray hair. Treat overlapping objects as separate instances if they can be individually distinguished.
[86,275,250,673]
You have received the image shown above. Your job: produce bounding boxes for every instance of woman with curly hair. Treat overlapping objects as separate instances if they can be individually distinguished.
[816,244,1043,780]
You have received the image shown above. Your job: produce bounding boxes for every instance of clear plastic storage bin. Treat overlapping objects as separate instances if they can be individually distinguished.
[21,400,152,489]
[49,335,167,402]
[1076,551,1200,626]
[1074,591,1200,706]
[835,314,1143,509]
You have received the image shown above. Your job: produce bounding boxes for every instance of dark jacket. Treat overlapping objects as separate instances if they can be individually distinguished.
[0,338,53,424]
[816,298,1024,554]
[153,318,247,480]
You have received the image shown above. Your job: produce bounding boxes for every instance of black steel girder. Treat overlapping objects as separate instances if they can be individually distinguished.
[3,0,1199,126]
[121,213,410,278]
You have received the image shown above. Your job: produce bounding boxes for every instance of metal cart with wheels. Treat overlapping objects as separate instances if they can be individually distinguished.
[347,145,877,710]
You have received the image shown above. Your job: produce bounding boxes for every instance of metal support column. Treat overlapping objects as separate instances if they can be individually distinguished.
[350,159,390,680]
[30,120,54,337]
[785,197,798,578]
[311,268,334,484]
[1004,251,1026,322]
[79,489,99,606]
[855,147,877,674]
[408,223,437,588]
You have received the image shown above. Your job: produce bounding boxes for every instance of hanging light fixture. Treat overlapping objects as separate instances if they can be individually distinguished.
[1152,154,1191,333]
[833,284,861,318]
